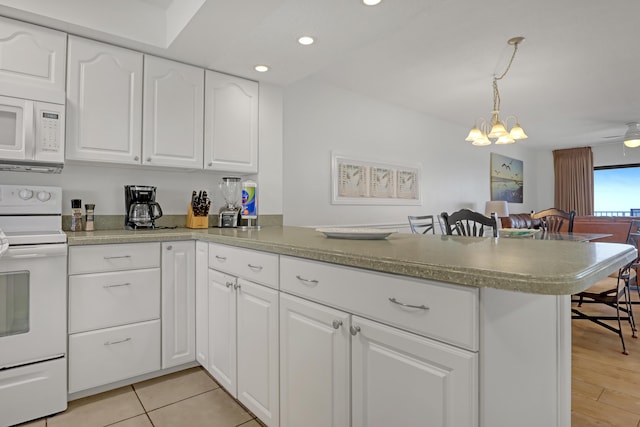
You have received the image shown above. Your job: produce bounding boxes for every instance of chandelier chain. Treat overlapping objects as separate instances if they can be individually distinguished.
[492,42,520,114]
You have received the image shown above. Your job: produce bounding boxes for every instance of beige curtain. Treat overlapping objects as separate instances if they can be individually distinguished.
[553,147,594,215]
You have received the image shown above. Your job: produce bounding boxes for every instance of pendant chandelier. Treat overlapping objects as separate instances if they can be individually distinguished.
[465,36,528,146]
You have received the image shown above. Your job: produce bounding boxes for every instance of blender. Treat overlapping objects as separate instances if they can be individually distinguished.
[218,177,241,227]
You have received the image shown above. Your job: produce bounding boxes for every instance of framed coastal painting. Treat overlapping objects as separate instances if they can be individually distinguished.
[490,153,523,203]
[331,153,421,205]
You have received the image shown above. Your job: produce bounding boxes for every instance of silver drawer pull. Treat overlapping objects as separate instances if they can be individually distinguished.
[226,281,234,288]
[234,283,241,290]
[104,337,132,346]
[332,320,343,329]
[247,264,263,271]
[104,255,131,260]
[350,325,361,336]
[103,282,131,289]
[215,255,227,261]
[388,297,429,310]
[295,275,319,286]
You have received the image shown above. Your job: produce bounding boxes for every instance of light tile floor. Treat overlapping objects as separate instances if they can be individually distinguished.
[16,367,265,427]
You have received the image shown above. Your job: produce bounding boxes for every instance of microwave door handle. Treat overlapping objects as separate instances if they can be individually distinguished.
[24,100,35,158]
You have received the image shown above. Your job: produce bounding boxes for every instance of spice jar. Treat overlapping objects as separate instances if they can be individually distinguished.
[70,199,83,231]
[85,204,95,231]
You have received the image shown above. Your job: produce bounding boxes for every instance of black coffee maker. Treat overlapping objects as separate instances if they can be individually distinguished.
[124,185,163,229]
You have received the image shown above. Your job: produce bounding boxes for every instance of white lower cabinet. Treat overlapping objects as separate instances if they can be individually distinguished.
[68,243,161,394]
[280,292,477,427]
[279,293,350,427]
[161,241,196,369]
[207,267,279,426]
[69,320,161,393]
[207,269,237,393]
[351,316,477,427]
[195,241,209,367]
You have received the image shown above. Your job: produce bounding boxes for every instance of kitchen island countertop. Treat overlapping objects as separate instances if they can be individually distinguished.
[65,225,636,295]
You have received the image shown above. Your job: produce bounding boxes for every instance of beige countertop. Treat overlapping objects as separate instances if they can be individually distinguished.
[65,225,636,295]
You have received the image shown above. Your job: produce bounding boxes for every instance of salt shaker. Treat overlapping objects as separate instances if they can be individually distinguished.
[70,199,83,231]
[85,204,95,231]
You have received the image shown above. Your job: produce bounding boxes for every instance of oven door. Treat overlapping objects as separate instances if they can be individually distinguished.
[0,243,67,368]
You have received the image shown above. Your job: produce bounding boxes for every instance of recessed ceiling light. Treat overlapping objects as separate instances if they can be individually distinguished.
[254,65,269,73]
[298,36,315,46]
[363,0,382,5]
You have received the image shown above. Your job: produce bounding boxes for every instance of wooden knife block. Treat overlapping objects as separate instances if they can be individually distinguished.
[186,205,209,229]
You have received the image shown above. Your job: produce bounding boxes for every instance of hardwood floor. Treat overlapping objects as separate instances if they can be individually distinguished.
[572,277,640,426]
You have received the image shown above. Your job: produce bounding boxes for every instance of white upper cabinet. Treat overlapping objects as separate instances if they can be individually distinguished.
[0,16,66,104]
[204,70,258,173]
[143,56,204,169]
[66,36,143,164]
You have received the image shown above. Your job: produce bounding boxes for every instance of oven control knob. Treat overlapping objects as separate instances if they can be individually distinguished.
[18,189,33,200]
[36,191,51,202]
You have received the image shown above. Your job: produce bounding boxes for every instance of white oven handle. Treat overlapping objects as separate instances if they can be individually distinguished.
[3,244,67,259]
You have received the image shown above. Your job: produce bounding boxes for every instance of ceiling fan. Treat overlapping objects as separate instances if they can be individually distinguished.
[601,122,640,147]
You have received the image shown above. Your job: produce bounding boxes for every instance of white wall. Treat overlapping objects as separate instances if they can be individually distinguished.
[0,83,284,217]
[592,143,640,167]
[283,77,545,227]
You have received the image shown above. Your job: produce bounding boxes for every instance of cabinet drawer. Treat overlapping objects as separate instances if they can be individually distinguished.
[69,268,161,333]
[280,256,479,351]
[68,319,161,393]
[209,243,278,288]
[69,243,160,274]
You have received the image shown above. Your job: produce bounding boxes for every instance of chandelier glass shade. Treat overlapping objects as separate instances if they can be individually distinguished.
[466,37,528,146]
[623,122,640,148]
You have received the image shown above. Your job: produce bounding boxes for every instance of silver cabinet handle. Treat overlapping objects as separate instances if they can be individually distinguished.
[234,283,241,290]
[208,162,213,167]
[248,264,263,271]
[103,282,131,289]
[215,255,227,261]
[166,245,172,250]
[146,157,152,162]
[104,337,131,346]
[104,255,131,260]
[134,156,139,161]
[350,325,361,336]
[295,275,319,286]
[225,281,234,288]
[332,320,343,329]
[388,297,429,310]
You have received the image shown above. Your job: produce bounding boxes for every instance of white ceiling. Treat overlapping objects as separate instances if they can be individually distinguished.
[1,0,639,151]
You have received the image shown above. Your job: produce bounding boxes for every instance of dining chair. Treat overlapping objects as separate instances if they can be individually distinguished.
[571,220,640,354]
[440,209,498,237]
[408,215,435,234]
[530,208,576,232]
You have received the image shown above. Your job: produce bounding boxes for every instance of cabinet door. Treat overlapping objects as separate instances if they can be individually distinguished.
[161,241,196,369]
[195,241,209,367]
[280,293,350,427]
[237,279,279,427]
[0,16,66,104]
[204,70,258,173]
[351,316,478,427]
[143,55,204,168]
[66,36,142,164]
[208,269,237,395]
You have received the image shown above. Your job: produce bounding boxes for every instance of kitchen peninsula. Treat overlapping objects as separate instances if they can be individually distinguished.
[66,226,636,427]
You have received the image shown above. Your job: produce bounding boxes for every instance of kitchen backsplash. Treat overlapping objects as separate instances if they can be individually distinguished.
[62,214,283,231]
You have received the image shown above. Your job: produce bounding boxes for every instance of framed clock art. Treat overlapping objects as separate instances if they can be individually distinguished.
[331,152,421,205]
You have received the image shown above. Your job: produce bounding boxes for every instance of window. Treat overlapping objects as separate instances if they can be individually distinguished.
[594,164,640,216]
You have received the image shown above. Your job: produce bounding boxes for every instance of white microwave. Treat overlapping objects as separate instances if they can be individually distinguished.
[0,95,65,173]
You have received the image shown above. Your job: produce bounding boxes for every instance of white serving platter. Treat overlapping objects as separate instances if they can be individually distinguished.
[316,227,396,240]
